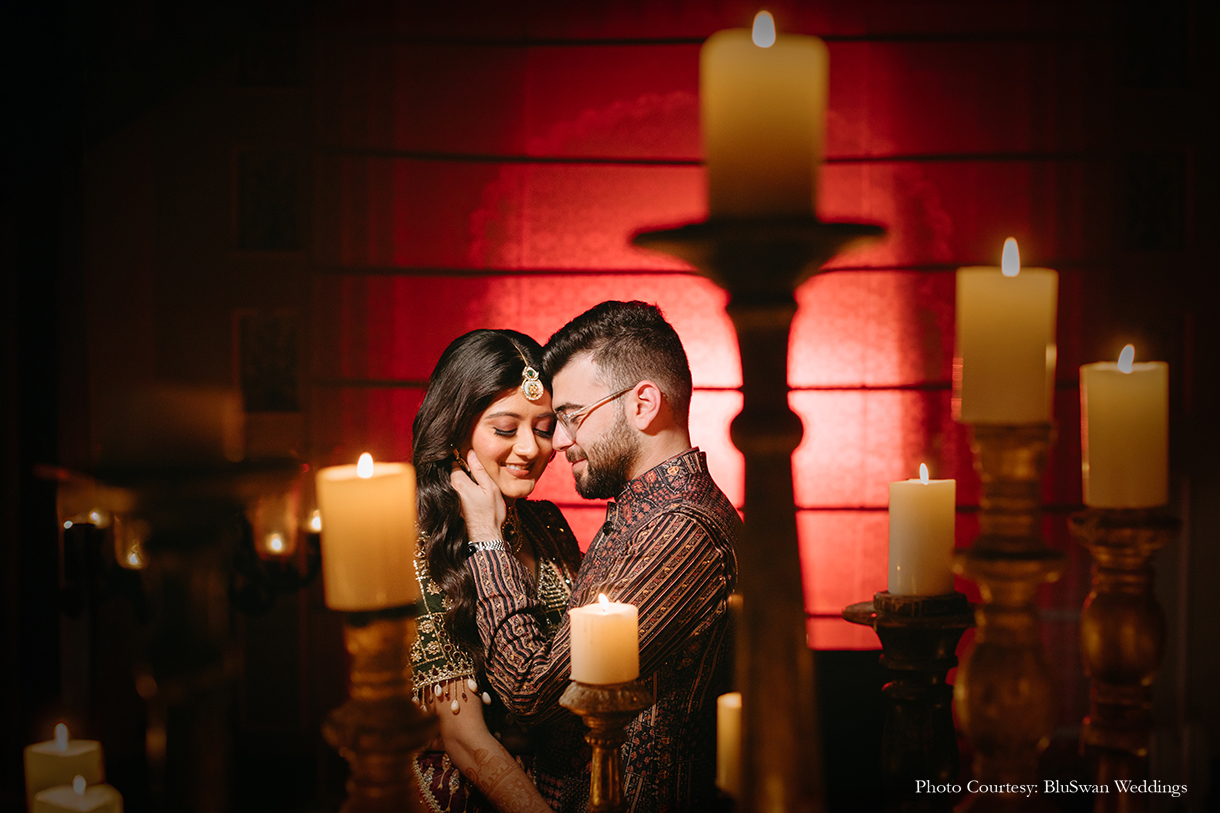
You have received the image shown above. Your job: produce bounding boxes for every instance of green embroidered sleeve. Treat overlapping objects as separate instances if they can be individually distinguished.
[409,540,475,700]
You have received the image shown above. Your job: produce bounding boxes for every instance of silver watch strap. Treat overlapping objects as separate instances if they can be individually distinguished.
[467,538,506,553]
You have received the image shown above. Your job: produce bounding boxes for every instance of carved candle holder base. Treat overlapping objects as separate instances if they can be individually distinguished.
[1069,507,1179,813]
[322,605,437,813]
[953,424,1064,811]
[559,679,655,813]
[634,215,885,813]
[844,591,974,813]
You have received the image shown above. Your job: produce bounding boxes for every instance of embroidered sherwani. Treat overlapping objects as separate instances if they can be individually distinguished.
[410,499,581,813]
[469,449,741,812]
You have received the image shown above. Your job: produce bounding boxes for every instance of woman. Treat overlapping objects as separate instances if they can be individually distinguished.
[410,329,582,813]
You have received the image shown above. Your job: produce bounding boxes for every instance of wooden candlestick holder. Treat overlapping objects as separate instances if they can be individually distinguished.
[634,215,884,813]
[953,424,1064,810]
[322,605,437,813]
[559,679,655,813]
[1069,507,1179,813]
[844,591,974,813]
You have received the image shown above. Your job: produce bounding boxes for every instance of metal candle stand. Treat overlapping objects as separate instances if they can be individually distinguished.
[559,679,655,813]
[321,605,437,813]
[1069,507,1179,813]
[843,591,974,813]
[953,424,1064,810]
[634,215,884,813]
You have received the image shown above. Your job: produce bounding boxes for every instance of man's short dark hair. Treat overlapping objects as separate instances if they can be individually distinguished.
[543,301,693,428]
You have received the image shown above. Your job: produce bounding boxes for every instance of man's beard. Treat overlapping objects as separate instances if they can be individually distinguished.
[568,408,639,500]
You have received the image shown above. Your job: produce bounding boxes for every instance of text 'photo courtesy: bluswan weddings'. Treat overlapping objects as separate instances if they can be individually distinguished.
[915,779,1189,798]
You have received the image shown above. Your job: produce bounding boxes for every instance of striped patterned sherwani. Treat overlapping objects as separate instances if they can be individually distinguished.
[470,449,741,812]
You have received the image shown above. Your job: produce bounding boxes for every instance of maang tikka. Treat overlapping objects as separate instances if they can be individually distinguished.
[520,365,544,401]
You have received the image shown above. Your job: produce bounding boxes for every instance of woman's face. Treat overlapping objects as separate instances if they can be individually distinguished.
[462,388,556,505]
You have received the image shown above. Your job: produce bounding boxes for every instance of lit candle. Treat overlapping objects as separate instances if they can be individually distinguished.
[252,488,299,559]
[1080,345,1169,508]
[316,453,419,611]
[888,464,956,596]
[32,775,123,813]
[701,11,829,217]
[955,238,1058,424]
[717,692,742,798]
[23,725,105,810]
[568,594,639,684]
[111,515,148,570]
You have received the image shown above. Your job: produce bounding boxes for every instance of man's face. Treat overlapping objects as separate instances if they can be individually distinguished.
[551,354,640,500]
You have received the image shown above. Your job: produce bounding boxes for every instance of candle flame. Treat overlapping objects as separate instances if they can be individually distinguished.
[752,11,776,47]
[73,775,86,795]
[55,723,69,751]
[1118,344,1135,373]
[267,533,285,553]
[1001,237,1020,277]
[127,543,146,568]
[920,463,929,484]
[598,593,610,613]
[357,453,374,479]
[308,509,322,533]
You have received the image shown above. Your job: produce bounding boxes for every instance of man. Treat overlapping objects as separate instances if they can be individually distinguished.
[455,301,740,812]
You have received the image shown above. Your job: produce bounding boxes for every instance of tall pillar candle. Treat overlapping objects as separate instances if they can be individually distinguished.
[24,725,105,810]
[701,12,829,217]
[1080,346,1169,507]
[888,465,956,596]
[316,454,419,611]
[717,692,742,798]
[568,594,639,684]
[955,239,1058,424]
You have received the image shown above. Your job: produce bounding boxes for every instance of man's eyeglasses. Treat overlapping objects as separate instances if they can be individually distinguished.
[554,385,637,437]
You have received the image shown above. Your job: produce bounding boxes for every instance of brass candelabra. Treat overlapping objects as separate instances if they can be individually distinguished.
[322,606,437,813]
[558,679,655,813]
[953,424,1064,810]
[634,216,884,813]
[844,591,974,813]
[1069,507,1179,813]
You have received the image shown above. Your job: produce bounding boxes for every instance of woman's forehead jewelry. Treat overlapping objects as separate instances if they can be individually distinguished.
[520,365,544,402]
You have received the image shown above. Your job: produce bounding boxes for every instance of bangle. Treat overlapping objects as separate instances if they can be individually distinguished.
[467,538,506,553]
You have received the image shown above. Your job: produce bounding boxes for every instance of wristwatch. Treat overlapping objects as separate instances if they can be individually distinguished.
[467,538,506,553]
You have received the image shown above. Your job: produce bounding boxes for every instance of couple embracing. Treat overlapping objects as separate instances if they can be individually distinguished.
[408,300,741,813]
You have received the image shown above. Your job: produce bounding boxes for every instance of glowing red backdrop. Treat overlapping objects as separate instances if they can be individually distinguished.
[309,1,1099,657]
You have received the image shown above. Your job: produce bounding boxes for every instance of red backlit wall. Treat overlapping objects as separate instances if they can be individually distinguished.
[308,0,1108,709]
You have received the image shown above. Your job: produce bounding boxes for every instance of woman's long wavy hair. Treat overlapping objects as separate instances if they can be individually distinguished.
[412,329,550,675]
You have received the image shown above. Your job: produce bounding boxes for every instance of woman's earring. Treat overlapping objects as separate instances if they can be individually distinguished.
[453,447,475,481]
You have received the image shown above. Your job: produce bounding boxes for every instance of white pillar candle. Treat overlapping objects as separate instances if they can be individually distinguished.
[717,692,742,799]
[1080,345,1169,508]
[955,239,1058,424]
[33,777,123,813]
[568,594,639,684]
[316,453,419,611]
[701,11,829,217]
[888,464,956,596]
[24,725,105,811]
